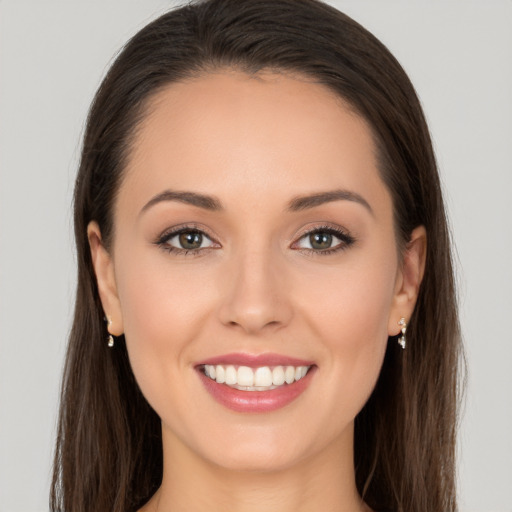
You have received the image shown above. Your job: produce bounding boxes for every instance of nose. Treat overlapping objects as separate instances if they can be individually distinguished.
[217,247,293,335]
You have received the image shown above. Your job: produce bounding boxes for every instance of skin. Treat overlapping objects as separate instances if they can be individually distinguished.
[88,70,426,512]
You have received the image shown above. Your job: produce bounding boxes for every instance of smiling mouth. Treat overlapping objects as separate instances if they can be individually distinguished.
[201,364,311,391]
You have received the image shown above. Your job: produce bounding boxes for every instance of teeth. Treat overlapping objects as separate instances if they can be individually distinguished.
[225,365,237,385]
[285,366,295,384]
[231,384,278,391]
[255,366,273,387]
[203,364,311,390]
[237,366,254,386]
[272,366,285,386]
[216,365,225,384]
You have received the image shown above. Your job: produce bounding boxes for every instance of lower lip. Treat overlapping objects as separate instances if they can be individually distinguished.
[198,368,315,413]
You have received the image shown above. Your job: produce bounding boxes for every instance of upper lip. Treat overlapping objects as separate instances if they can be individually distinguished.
[197,352,315,368]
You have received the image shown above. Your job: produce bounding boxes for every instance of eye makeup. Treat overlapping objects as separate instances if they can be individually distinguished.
[153,221,356,257]
[154,223,220,256]
[291,224,356,256]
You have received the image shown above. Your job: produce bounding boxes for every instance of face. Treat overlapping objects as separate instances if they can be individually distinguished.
[90,70,424,473]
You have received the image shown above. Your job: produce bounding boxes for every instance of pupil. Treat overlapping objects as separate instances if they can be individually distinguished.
[310,232,332,250]
[179,231,202,249]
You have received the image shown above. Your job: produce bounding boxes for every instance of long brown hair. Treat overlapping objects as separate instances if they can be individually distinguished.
[51,1,464,511]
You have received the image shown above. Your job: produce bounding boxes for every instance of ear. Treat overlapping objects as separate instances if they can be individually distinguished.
[388,225,427,336]
[87,221,124,336]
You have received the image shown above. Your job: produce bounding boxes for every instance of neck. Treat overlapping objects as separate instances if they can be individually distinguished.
[142,423,371,512]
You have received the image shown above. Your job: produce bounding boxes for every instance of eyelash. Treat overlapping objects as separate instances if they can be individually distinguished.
[155,224,218,256]
[154,224,355,256]
[293,225,356,255]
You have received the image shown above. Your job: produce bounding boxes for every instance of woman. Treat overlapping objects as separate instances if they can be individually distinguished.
[51,0,463,511]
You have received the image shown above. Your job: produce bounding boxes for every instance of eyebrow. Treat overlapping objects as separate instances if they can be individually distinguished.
[287,189,373,215]
[139,188,373,216]
[140,190,223,215]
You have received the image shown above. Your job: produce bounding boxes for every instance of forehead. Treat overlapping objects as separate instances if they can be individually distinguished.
[119,70,390,218]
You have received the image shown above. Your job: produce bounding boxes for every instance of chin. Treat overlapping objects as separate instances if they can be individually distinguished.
[192,420,344,474]
[208,445,306,473]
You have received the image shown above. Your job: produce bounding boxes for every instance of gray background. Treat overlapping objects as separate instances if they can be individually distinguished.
[1,1,511,511]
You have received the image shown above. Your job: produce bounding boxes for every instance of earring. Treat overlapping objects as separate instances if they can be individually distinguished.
[106,316,114,348]
[398,317,407,349]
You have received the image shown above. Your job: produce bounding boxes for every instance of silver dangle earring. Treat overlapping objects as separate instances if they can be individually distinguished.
[398,317,407,349]
[106,316,114,348]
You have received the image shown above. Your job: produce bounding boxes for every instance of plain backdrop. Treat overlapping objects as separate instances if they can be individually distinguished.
[1,1,511,511]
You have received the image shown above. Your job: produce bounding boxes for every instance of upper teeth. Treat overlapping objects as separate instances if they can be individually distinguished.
[204,364,310,390]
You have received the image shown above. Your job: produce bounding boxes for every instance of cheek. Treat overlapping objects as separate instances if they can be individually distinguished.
[116,244,216,339]
[294,248,397,404]
[298,250,397,339]
[112,247,218,409]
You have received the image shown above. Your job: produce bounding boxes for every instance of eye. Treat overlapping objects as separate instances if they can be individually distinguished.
[156,227,218,254]
[173,231,209,250]
[293,226,354,253]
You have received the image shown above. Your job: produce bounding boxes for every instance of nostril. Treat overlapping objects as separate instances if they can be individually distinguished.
[225,317,282,333]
